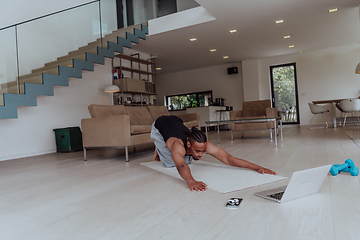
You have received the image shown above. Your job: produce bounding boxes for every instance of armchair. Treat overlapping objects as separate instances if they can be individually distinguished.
[229,99,279,139]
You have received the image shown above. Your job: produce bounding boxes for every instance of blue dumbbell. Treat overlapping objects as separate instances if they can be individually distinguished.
[340,166,359,176]
[330,161,350,176]
[330,159,359,176]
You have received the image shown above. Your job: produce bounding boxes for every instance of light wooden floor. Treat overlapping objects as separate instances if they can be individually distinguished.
[1,126,360,240]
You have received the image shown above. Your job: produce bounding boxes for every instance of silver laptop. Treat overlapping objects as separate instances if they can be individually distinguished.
[254,165,331,203]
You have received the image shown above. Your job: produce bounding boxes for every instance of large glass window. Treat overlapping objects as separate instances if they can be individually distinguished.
[166,91,212,111]
[270,63,299,124]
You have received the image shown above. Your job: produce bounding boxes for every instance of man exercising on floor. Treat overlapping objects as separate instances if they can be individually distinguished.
[151,115,277,191]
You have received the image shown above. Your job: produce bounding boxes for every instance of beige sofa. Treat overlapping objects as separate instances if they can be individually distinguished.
[81,105,200,162]
[230,99,278,138]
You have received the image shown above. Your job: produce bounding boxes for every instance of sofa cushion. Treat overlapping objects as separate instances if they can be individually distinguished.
[183,120,198,129]
[130,125,152,135]
[130,133,152,145]
[147,106,170,121]
[125,106,154,125]
[242,100,271,117]
[88,104,127,118]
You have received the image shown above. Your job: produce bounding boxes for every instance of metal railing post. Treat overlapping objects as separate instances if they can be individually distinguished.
[98,0,103,47]
[15,25,20,94]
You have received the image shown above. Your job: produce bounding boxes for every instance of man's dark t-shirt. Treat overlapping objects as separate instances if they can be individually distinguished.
[155,115,190,149]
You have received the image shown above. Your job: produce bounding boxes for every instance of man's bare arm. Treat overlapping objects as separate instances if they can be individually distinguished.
[167,138,207,191]
[205,141,276,175]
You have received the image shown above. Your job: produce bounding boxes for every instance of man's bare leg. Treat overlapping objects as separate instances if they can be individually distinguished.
[154,147,160,161]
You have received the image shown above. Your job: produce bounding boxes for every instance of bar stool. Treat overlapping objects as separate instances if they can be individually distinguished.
[216,109,230,130]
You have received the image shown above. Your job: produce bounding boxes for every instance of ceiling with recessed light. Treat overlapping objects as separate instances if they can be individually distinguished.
[132,0,360,74]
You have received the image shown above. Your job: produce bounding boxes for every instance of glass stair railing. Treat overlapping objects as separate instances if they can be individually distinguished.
[0,0,148,119]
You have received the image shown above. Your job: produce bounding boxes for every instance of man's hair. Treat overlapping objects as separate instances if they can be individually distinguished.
[188,127,207,144]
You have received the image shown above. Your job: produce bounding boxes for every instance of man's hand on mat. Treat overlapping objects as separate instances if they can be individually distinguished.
[188,179,207,191]
[257,167,277,175]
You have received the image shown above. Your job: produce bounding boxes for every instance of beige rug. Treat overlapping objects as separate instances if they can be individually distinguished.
[140,160,287,193]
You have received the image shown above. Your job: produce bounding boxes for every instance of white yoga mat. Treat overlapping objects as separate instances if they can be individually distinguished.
[140,161,287,193]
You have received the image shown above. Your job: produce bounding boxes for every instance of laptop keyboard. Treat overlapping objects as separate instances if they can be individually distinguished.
[267,191,285,200]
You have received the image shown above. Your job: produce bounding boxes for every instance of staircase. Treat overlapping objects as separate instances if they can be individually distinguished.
[0,23,148,119]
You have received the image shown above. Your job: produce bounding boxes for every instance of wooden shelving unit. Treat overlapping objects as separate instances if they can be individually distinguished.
[112,53,157,106]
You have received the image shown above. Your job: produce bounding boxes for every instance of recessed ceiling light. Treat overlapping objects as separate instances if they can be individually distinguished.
[156,67,162,70]
[328,8,338,13]
[189,38,197,41]
[275,19,284,24]
[223,56,229,59]
[229,29,237,33]
[289,45,295,48]
[210,49,216,52]
[283,35,291,39]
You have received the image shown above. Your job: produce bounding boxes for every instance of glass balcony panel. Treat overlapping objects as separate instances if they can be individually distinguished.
[0,27,17,105]
[16,2,102,77]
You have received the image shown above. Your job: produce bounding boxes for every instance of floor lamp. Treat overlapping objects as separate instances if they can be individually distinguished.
[104,85,120,105]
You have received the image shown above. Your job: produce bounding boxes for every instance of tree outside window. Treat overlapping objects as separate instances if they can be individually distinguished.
[270,63,299,123]
[166,91,212,110]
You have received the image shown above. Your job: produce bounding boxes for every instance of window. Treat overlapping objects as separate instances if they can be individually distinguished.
[166,91,213,110]
[270,63,299,124]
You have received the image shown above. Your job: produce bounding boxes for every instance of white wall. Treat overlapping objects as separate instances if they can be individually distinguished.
[156,62,243,111]
[242,43,360,125]
[242,59,260,101]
